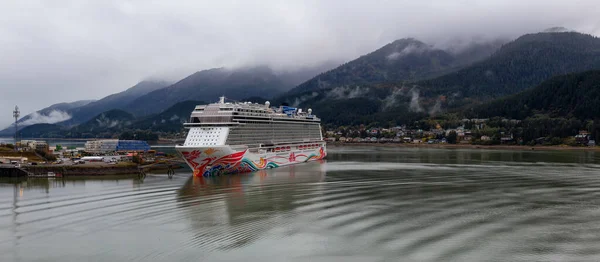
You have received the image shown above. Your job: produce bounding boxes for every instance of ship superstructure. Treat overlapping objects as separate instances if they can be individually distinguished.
[176,97,326,176]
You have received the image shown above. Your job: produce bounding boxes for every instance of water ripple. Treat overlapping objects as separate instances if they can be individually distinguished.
[2,148,600,261]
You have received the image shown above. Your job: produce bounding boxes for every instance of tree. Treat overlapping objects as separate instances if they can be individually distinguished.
[132,155,142,164]
[35,149,57,162]
[447,131,458,144]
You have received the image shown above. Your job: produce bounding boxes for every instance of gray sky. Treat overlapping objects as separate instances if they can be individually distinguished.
[1,0,599,128]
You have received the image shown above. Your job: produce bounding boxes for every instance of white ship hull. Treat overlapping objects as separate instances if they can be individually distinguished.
[176,145,327,177]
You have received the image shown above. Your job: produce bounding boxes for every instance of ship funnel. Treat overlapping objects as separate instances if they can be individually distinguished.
[219,96,225,104]
[308,108,312,115]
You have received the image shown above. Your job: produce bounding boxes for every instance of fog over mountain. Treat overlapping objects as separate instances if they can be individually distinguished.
[1,0,599,127]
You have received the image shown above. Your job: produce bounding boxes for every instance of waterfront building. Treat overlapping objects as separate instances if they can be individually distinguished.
[18,140,48,152]
[84,139,151,154]
[30,141,49,152]
[85,140,119,154]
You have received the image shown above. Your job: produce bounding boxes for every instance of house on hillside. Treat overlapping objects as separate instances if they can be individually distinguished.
[500,133,514,143]
[575,131,590,145]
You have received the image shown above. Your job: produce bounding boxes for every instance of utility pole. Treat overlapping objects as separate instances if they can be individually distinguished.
[13,106,19,151]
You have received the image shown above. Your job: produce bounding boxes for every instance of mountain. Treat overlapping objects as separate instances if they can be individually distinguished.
[123,65,329,117]
[543,27,575,33]
[70,109,136,136]
[462,70,600,144]
[283,38,503,96]
[470,70,600,120]
[61,80,168,125]
[1,80,169,136]
[418,31,600,100]
[277,32,600,126]
[0,100,95,136]
[276,61,341,88]
[132,100,205,132]
[18,124,68,138]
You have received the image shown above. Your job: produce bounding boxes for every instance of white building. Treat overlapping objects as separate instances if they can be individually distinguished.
[85,140,119,154]
[30,141,48,151]
[20,140,48,151]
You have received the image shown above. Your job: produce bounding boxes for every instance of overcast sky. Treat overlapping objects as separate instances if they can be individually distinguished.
[1,0,599,128]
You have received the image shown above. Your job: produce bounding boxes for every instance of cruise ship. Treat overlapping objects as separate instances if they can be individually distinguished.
[175,97,326,176]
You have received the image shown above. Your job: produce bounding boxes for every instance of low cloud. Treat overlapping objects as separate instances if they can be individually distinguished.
[20,110,72,126]
[381,87,404,110]
[326,86,369,100]
[387,43,429,61]
[429,98,442,116]
[1,0,599,127]
[95,114,130,128]
[292,92,319,107]
[409,88,423,113]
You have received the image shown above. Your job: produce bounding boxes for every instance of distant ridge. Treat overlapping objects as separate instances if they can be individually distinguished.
[0,100,95,136]
[543,27,576,33]
[275,31,600,126]
[62,80,169,125]
[123,64,335,117]
[283,37,502,96]
[471,70,600,120]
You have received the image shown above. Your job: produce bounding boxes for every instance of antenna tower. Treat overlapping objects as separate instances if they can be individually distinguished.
[13,106,19,151]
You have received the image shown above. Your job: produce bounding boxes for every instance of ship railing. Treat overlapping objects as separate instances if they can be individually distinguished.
[183,122,240,127]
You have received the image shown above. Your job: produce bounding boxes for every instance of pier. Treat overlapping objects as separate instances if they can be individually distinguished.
[0,165,31,177]
[0,158,187,178]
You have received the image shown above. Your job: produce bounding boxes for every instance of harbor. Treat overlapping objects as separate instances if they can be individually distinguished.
[0,138,185,178]
[3,146,600,261]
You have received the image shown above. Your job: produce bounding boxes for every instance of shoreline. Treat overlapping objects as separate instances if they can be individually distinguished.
[326,142,600,152]
[1,163,184,178]
[0,137,90,141]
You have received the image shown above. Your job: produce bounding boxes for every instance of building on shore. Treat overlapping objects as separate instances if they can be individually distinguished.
[30,141,49,152]
[84,140,119,154]
[17,140,49,152]
[84,139,151,154]
[0,157,28,164]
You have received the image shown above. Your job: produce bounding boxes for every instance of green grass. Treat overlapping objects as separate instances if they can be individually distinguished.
[0,151,45,161]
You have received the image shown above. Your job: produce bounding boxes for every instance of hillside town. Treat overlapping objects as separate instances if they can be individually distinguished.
[323,118,597,147]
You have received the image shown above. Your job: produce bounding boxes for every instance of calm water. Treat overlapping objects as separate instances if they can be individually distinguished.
[2,146,600,261]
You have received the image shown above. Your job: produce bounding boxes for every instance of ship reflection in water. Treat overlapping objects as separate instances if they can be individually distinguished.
[3,147,600,261]
[175,161,326,251]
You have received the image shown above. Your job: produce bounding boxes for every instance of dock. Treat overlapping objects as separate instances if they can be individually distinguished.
[0,165,31,177]
[1,158,187,178]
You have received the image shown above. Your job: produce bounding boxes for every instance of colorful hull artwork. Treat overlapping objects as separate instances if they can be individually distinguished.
[176,146,327,176]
